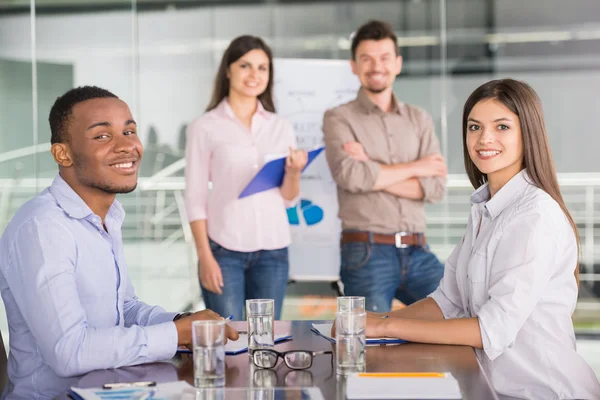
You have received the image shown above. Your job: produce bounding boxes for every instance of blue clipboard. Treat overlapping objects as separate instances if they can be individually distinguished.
[239,147,325,199]
[310,325,406,345]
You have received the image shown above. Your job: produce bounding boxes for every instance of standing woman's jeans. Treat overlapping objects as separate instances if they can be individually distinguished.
[200,238,289,320]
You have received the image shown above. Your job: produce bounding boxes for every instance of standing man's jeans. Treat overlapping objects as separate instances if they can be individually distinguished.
[340,235,444,313]
[201,238,289,320]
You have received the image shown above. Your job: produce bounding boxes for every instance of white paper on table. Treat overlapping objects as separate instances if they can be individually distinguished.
[345,373,463,399]
[70,380,192,400]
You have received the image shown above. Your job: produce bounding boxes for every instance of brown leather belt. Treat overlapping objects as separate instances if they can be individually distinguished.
[341,231,426,248]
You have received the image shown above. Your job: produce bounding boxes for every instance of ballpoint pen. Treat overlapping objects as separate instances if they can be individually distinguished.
[225,315,248,334]
[102,381,157,389]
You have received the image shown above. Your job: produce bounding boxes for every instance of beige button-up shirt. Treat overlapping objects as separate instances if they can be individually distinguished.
[430,170,600,399]
[322,88,446,233]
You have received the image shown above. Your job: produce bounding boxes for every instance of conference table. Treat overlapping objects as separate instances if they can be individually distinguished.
[68,320,498,399]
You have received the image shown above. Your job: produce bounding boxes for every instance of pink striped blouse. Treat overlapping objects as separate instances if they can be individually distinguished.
[184,99,297,252]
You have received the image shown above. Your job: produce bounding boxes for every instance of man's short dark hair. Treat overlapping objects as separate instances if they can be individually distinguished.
[351,20,399,60]
[49,86,118,144]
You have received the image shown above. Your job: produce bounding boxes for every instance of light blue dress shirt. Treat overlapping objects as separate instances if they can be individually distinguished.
[0,174,179,399]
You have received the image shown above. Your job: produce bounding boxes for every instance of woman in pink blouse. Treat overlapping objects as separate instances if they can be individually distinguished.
[184,35,307,320]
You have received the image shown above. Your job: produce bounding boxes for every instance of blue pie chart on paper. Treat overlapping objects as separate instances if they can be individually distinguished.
[287,199,324,226]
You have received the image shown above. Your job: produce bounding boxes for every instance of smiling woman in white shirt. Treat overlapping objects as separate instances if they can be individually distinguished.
[184,35,307,321]
[362,79,600,399]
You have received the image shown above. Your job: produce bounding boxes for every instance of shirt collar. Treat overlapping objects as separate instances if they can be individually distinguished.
[48,173,125,224]
[218,98,272,120]
[470,169,530,219]
[356,87,403,115]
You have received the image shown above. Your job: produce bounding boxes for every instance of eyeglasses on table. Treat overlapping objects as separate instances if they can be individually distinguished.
[250,349,333,370]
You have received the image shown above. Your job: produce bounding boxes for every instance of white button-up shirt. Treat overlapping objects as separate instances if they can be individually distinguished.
[430,169,600,400]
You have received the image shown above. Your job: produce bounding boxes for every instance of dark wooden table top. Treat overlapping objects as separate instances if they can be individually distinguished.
[71,320,498,399]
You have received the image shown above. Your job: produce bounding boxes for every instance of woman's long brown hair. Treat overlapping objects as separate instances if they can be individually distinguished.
[462,79,580,286]
[206,35,275,113]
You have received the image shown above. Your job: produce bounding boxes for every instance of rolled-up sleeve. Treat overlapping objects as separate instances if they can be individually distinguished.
[428,236,465,319]
[416,112,446,203]
[477,209,556,361]
[184,119,211,222]
[4,217,178,378]
[322,109,380,193]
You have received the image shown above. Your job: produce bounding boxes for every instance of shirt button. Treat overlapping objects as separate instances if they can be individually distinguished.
[253,164,259,169]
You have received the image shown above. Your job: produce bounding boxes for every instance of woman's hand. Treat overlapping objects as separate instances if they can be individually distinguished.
[198,256,224,294]
[330,312,390,338]
[285,147,308,176]
[365,314,390,338]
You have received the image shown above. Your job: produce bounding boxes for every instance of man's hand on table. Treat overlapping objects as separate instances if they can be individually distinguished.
[174,309,240,348]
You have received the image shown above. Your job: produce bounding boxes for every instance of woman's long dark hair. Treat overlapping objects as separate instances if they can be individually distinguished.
[462,79,580,286]
[206,35,275,113]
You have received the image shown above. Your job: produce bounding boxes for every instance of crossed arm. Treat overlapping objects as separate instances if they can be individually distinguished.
[322,109,447,202]
[343,141,446,200]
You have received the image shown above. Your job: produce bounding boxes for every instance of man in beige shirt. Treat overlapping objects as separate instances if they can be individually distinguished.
[323,20,447,312]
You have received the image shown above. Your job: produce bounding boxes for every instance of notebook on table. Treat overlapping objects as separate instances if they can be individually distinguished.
[177,332,293,355]
[70,380,191,400]
[345,372,462,399]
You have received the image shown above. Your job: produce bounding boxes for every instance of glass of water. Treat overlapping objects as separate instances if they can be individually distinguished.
[337,296,365,313]
[335,310,366,375]
[248,360,276,400]
[192,320,226,388]
[246,299,275,354]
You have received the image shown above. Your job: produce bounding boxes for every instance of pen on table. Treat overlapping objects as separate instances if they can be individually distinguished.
[102,381,157,389]
[381,315,389,319]
[357,372,446,378]
[225,315,248,334]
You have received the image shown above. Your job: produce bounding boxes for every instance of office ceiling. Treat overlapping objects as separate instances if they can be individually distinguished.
[0,0,339,13]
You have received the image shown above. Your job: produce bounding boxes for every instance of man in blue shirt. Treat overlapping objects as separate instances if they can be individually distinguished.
[0,86,239,399]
